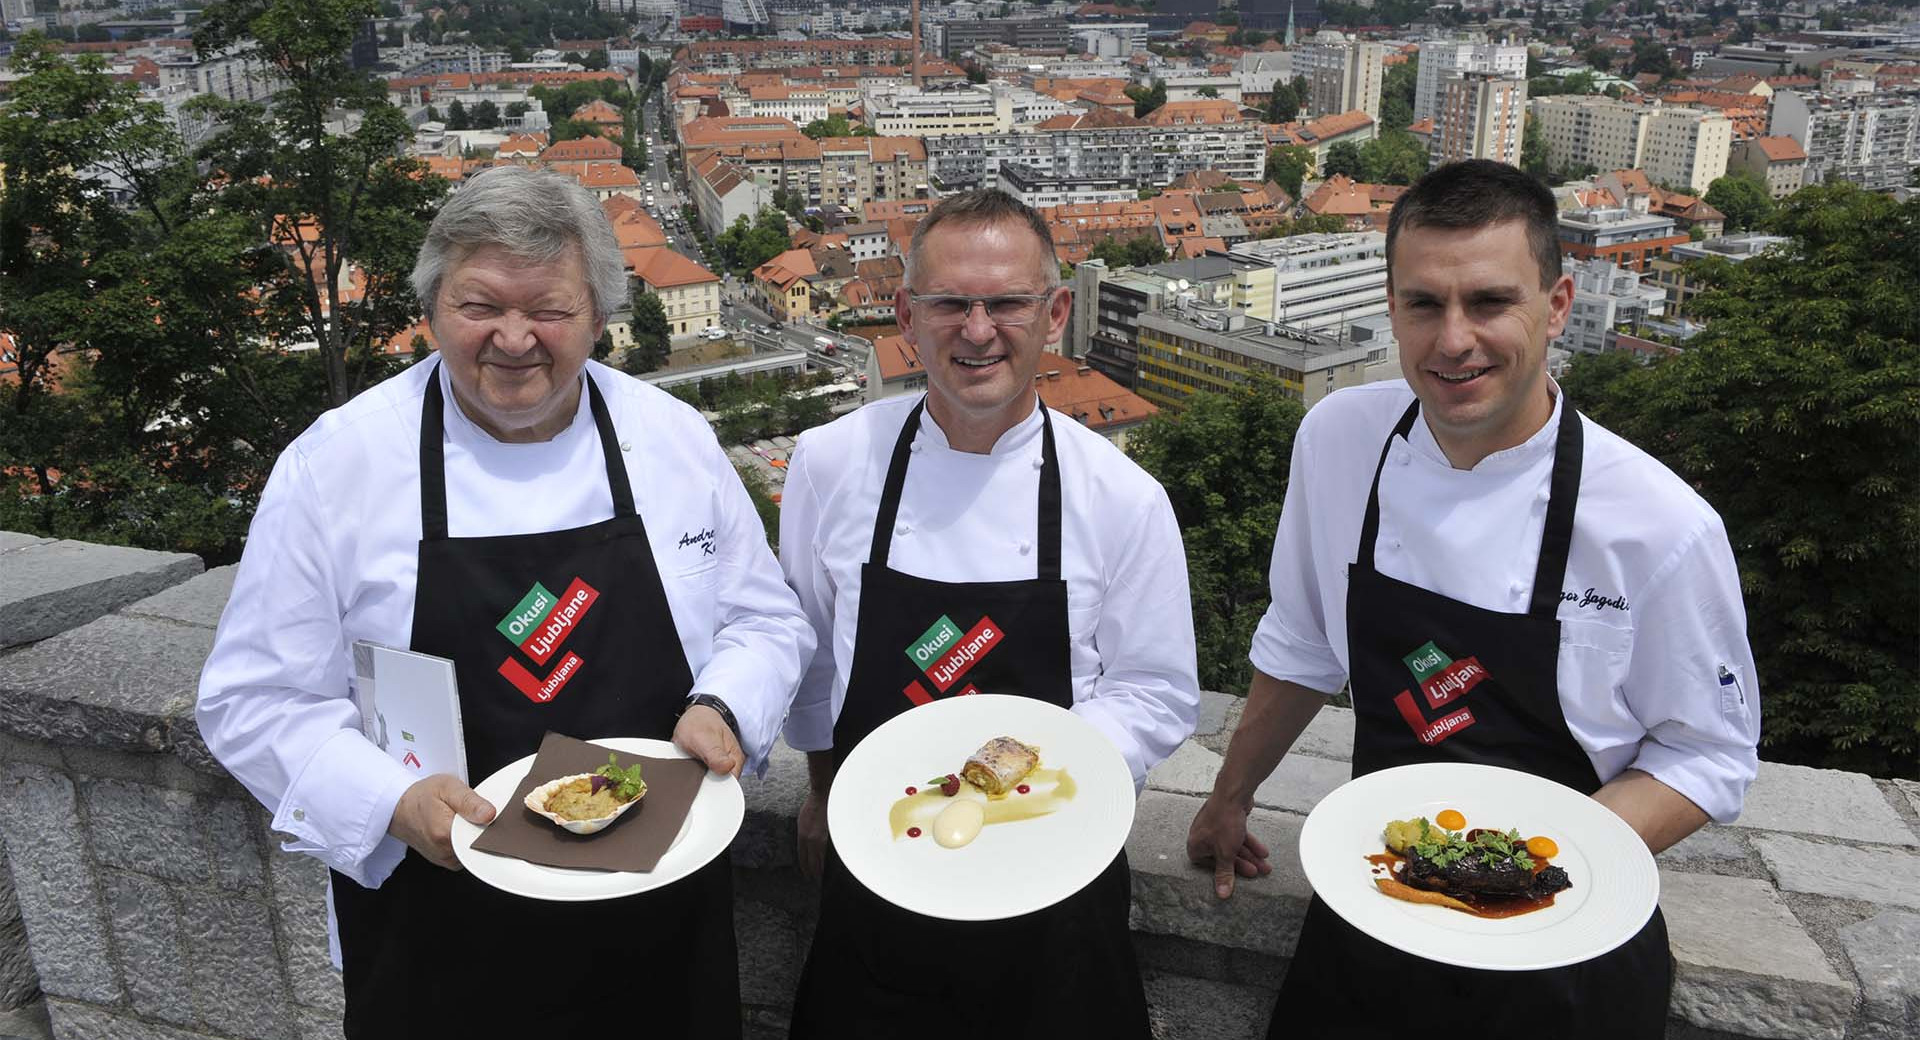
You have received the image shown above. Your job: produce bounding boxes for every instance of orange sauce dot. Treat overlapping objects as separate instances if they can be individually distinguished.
[1435,809,1466,831]
[1526,836,1559,859]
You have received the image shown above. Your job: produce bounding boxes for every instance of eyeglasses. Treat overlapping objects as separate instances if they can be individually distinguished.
[907,290,1057,327]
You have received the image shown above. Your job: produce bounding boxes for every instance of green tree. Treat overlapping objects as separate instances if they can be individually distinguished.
[1357,129,1426,185]
[1267,82,1301,124]
[1126,378,1307,693]
[446,97,470,129]
[1629,39,1675,80]
[1521,112,1550,181]
[1322,140,1365,179]
[1126,78,1167,118]
[801,113,872,139]
[1583,43,1614,73]
[1380,55,1417,130]
[506,99,530,119]
[622,290,671,374]
[1258,213,1349,239]
[716,206,793,274]
[1197,86,1220,99]
[470,98,500,129]
[193,0,448,409]
[1704,173,1775,233]
[1089,233,1169,268]
[1265,144,1314,199]
[1561,184,1920,777]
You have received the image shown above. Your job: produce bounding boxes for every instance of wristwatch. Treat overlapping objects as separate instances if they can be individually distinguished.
[684,693,743,745]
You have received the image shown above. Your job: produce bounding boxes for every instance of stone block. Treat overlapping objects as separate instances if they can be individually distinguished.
[1194,690,1234,737]
[1251,753,1349,816]
[0,534,54,554]
[1894,779,1920,821]
[1736,761,1918,846]
[1753,833,1920,909]
[98,870,193,1026]
[291,1005,344,1040]
[0,855,39,1009]
[0,996,51,1040]
[84,780,207,884]
[735,900,800,1009]
[1145,742,1220,798]
[1127,792,1311,958]
[1838,909,1920,1040]
[1657,825,1754,873]
[43,1000,217,1040]
[1291,705,1354,762]
[204,799,264,893]
[1142,968,1274,1040]
[179,890,291,1039]
[117,567,235,630]
[0,766,120,1004]
[1660,871,1854,1040]
[0,540,201,650]
[0,614,212,758]
[265,850,338,1013]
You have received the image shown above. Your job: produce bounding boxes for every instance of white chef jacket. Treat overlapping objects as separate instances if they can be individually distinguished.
[197,359,814,905]
[780,393,1200,783]
[1250,380,1760,823]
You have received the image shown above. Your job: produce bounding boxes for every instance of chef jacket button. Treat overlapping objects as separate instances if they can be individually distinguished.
[909,442,922,453]
[895,522,910,536]
[1032,456,1044,469]
[1019,540,1032,555]
[619,440,632,452]
[291,808,305,822]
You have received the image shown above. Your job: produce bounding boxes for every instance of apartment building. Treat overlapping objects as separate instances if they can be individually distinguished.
[1074,23,1150,58]
[1135,307,1373,411]
[1555,257,1668,354]
[1415,37,1527,124]
[678,38,915,73]
[1529,95,1653,175]
[1297,31,1385,122]
[999,162,1138,207]
[1769,88,1920,191]
[867,85,1014,137]
[1642,107,1732,194]
[937,18,1072,57]
[1228,232,1388,332]
[1162,73,1245,104]
[925,108,1264,192]
[690,151,772,239]
[629,248,723,340]
[1727,136,1809,198]
[1432,70,1527,166]
[1557,206,1688,272]
[743,85,829,125]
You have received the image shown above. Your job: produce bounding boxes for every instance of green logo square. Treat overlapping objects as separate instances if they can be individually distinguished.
[904,615,963,671]
[1403,641,1453,682]
[496,583,557,645]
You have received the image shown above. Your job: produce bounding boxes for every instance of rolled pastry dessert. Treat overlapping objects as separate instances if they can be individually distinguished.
[962,736,1040,797]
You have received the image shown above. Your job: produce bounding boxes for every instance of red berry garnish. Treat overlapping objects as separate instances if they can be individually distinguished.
[940,779,961,797]
[905,786,917,795]
[907,827,922,838]
[1016,784,1030,794]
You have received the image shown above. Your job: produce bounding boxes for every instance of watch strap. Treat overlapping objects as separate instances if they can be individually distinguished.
[685,693,744,746]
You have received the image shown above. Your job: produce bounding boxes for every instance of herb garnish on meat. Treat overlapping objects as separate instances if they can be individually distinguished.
[590,753,646,802]
[1410,819,1536,871]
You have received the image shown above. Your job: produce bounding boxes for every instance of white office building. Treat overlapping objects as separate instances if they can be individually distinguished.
[1643,107,1733,194]
[1229,232,1389,333]
[1529,95,1654,175]
[1556,256,1668,354]
[1415,37,1527,124]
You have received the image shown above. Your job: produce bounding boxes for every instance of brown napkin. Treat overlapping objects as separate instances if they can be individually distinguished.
[469,731,707,873]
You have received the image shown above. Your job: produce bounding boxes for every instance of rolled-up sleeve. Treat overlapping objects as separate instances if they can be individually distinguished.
[1622,516,1761,824]
[1073,488,1201,784]
[777,437,842,753]
[1248,424,1346,695]
[687,434,816,775]
[196,449,416,886]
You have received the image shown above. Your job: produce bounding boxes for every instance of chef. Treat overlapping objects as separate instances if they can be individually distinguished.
[779,189,1199,1039]
[196,166,813,1038]
[1186,160,1761,1038]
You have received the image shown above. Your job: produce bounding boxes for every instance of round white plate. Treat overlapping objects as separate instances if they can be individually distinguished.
[828,694,1135,922]
[451,737,744,902]
[1299,762,1658,971]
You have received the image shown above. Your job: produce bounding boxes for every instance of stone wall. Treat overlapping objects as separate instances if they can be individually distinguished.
[0,533,1915,1040]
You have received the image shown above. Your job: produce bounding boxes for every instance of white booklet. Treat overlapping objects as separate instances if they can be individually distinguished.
[351,640,469,784]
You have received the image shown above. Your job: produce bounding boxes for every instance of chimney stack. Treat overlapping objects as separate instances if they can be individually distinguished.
[912,0,922,88]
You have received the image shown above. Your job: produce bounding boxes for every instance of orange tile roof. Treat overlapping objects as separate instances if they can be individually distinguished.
[572,99,625,125]
[1753,135,1807,162]
[569,162,642,190]
[1142,100,1242,127]
[1031,353,1157,432]
[630,247,720,289]
[541,135,623,161]
[610,210,667,250]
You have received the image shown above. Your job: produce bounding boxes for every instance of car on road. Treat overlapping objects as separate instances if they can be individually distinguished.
[813,335,837,355]
[698,325,729,340]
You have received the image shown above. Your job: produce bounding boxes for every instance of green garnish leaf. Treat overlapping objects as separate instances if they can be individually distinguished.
[594,753,646,802]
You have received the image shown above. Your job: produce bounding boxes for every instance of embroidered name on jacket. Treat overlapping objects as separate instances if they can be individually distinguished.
[493,578,601,703]
[1392,640,1491,745]
[900,613,1002,706]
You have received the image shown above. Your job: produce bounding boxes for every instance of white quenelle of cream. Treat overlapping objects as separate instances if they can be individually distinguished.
[931,798,987,848]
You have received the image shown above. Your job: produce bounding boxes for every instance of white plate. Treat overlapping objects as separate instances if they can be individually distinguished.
[1299,762,1658,971]
[828,694,1135,922]
[451,737,744,902]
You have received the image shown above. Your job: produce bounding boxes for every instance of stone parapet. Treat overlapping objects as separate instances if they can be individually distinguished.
[0,533,1915,1040]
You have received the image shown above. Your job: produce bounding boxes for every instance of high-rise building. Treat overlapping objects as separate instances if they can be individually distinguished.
[1298,31,1385,122]
[1769,88,1920,191]
[1529,95,1653,176]
[1432,71,1527,167]
[1414,38,1527,124]
[1642,107,1732,194]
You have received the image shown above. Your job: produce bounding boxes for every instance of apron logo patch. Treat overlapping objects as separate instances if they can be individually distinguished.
[1394,640,1492,744]
[498,651,585,704]
[926,617,1003,692]
[904,615,964,671]
[492,577,601,702]
[899,615,1004,703]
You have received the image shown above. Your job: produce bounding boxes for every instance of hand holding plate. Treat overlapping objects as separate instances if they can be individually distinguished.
[673,704,742,777]
[390,773,497,870]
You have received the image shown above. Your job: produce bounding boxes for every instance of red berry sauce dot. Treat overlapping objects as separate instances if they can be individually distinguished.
[905,786,917,796]
[907,827,922,838]
[1017,784,1031,794]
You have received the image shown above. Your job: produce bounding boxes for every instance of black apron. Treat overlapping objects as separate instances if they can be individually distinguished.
[331,365,740,1039]
[1268,399,1671,1040]
[788,398,1149,1040]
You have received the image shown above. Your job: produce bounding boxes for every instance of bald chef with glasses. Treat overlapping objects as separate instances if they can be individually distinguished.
[777,189,1200,1040]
